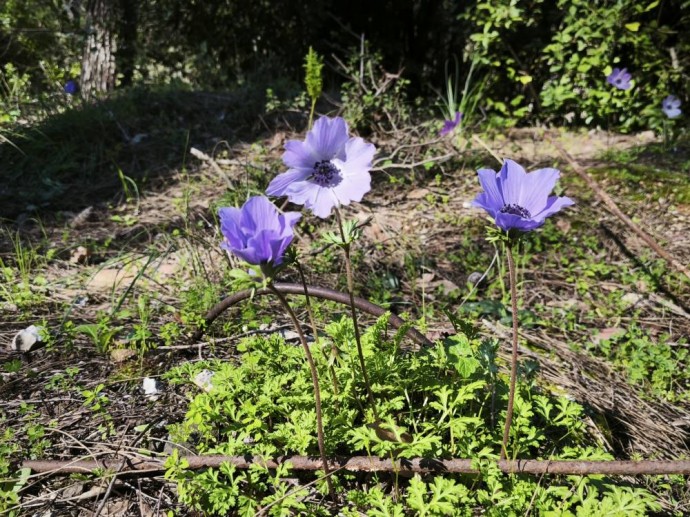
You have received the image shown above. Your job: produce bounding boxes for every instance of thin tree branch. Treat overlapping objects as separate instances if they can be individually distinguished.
[23,456,690,477]
[192,282,432,347]
[552,140,690,281]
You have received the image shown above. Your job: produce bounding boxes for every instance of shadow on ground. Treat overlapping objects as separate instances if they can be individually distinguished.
[0,85,281,226]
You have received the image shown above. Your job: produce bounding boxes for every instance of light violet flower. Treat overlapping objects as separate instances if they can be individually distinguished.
[662,95,682,119]
[218,196,301,266]
[64,80,79,95]
[606,68,632,90]
[266,116,375,218]
[440,112,462,136]
[472,159,574,232]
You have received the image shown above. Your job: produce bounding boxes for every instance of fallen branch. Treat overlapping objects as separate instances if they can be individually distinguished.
[23,455,690,477]
[552,140,690,281]
[189,147,234,189]
[192,282,433,347]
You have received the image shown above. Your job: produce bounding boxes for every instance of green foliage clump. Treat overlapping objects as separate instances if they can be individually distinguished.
[589,325,689,401]
[0,427,25,516]
[461,0,689,130]
[340,46,412,133]
[164,315,660,515]
[540,0,684,131]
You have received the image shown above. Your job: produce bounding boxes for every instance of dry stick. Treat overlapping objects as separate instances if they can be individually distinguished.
[551,140,690,281]
[295,261,340,400]
[266,283,335,501]
[334,208,379,421]
[192,283,431,347]
[23,456,690,477]
[501,241,520,461]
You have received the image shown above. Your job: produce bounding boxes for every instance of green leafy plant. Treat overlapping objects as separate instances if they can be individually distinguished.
[339,44,411,133]
[74,313,123,354]
[164,314,660,515]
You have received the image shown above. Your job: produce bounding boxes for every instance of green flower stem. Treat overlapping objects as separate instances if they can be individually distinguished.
[267,283,335,500]
[308,99,317,130]
[295,260,340,402]
[501,240,520,461]
[334,208,380,422]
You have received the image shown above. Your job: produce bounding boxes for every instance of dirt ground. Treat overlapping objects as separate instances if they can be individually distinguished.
[2,122,690,515]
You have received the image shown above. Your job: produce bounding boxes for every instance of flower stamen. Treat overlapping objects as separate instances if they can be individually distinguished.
[311,160,342,188]
[500,203,532,219]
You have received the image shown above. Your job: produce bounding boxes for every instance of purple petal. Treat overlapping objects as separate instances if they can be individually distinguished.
[498,160,528,206]
[331,170,371,206]
[308,188,340,218]
[229,244,262,265]
[340,137,375,174]
[219,207,245,249]
[494,212,544,232]
[533,196,575,222]
[520,168,560,215]
[283,139,318,169]
[272,235,294,265]
[472,192,499,218]
[240,196,281,234]
[280,180,335,218]
[266,168,312,197]
[304,116,349,161]
[245,229,280,264]
[475,168,503,209]
[280,211,302,232]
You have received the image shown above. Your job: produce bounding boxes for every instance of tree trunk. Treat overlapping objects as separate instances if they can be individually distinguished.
[80,0,117,98]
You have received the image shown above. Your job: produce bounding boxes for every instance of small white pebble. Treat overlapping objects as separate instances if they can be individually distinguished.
[142,377,159,396]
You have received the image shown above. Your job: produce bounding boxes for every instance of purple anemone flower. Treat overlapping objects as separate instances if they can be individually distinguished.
[64,80,79,95]
[472,159,574,233]
[266,116,375,219]
[440,111,462,136]
[662,95,682,119]
[218,196,301,266]
[606,68,632,90]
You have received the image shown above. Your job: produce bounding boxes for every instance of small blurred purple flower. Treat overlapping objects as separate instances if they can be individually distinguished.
[440,111,462,136]
[64,80,79,95]
[218,196,301,267]
[662,95,682,119]
[606,68,632,90]
[266,116,375,218]
[472,159,574,233]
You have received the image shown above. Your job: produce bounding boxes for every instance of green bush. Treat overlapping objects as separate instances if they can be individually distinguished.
[164,315,660,515]
[461,0,689,130]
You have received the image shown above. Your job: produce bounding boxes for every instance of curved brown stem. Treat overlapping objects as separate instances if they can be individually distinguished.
[266,283,335,501]
[192,283,432,347]
[500,241,519,461]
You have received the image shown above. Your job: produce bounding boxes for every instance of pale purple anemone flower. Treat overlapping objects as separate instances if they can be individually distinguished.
[662,95,682,119]
[472,159,574,233]
[266,116,375,218]
[606,68,632,90]
[63,80,79,95]
[440,112,462,136]
[218,196,301,267]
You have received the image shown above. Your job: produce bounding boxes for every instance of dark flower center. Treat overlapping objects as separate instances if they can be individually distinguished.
[500,203,531,219]
[311,160,342,187]
[615,78,623,85]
